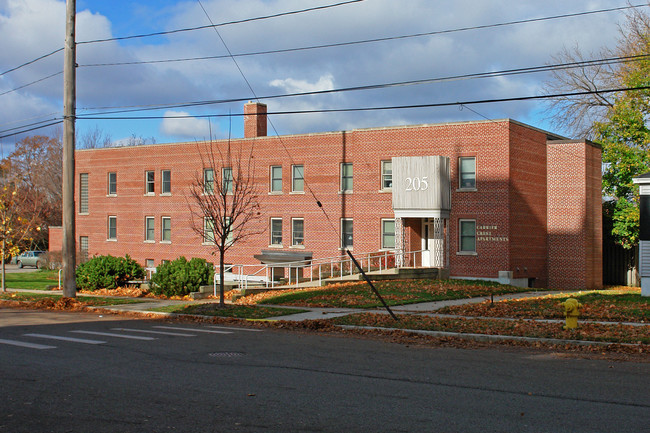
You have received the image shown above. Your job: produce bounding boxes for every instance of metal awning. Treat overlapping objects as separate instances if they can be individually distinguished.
[253,250,313,265]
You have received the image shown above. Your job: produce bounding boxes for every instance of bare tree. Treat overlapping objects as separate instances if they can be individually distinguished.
[543,5,650,138]
[78,126,113,149]
[188,139,264,307]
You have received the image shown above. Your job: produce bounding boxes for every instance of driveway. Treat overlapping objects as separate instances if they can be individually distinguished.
[2,264,38,273]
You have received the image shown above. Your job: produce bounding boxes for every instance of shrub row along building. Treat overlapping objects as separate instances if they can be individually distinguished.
[49,102,603,290]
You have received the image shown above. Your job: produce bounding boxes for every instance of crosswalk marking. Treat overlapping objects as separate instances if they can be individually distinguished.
[24,333,105,345]
[207,325,263,332]
[71,330,156,341]
[0,338,56,350]
[111,328,196,337]
[153,325,232,334]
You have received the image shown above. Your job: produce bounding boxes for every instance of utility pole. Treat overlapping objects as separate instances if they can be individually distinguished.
[62,0,76,298]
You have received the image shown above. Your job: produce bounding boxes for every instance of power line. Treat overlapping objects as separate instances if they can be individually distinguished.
[75,85,650,121]
[77,0,365,45]
[75,54,648,116]
[0,120,63,140]
[78,3,649,68]
[0,71,63,97]
[0,48,63,77]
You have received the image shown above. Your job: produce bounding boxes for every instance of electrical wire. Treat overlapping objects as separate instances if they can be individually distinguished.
[77,0,365,45]
[0,48,63,77]
[78,3,650,69]
[0,71,63,97]
[74,54,648,116]
[74,85,650,120]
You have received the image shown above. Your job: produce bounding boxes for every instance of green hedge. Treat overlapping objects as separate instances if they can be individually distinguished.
[75,255,144,291]
[150,257,213,297]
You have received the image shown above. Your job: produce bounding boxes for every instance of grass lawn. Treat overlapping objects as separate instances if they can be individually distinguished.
[257,279,534,308]
[1,270,60,290]
[0,291,144,306]
[331,313,650,345]
[437,287,649,322]
[152,302,308,319]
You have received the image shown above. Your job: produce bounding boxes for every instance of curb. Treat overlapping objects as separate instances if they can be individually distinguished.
[337,325,643,348]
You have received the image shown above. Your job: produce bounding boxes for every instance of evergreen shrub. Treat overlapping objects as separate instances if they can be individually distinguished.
[75,254,144,291]
[150,257,213,297]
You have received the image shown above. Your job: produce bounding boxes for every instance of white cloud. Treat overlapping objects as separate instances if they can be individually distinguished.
[269,74,335,94]
[160,111,212,139]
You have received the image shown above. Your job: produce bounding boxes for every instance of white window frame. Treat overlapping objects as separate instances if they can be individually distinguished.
[161,216,171,243]
[270,218,283,246]
[203,168,214,194]
[79,173,89,214]
[222,167,233,194]
[340,162,353,193]
[341,218,353,250]
[381,160,392,190]
[107,172,117,196]
[203,217,215,244]
[145,170,155,195]
[79,236,89,262]
[458,157,476,190]
[107,216,117,240]
[458,219,477,254]
[161,169,171,195]
[144,216,155,242]
[291,165,304,193]
[381,219,396,250]
[291,218,304,247]
[270,166,282,193]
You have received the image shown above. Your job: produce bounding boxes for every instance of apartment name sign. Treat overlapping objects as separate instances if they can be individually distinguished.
[477,225,509,242]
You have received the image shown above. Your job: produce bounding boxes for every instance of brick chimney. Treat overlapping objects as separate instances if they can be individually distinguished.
[244,102,267,138]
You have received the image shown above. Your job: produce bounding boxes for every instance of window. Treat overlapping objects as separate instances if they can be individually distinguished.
[292,165,304,192]
[341,219,353,249]
[145,171,155,194]
[381,160,392,190]
[381,219,396,249]
[292,218,304,246]
[79,173,89,213]
[203,217,215,244]
[270,218,282,245]
[145,217,155,242]
[107,172,117,195]
[79,236,89,262]
[222,167,233,194]
[145,259,154,268]
[340,163,353,192]
[459,220,476,253]
[203,168,214,194]
[270,166,282,193]
[107,216,117,240]
[161,170,171,194]
[459,157,476,189]
[161,217,171,242]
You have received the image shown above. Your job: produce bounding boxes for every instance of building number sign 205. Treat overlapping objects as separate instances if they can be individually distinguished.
[405,176,429,192]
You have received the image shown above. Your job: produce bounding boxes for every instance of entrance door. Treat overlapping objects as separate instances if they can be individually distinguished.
[421,218,447,267]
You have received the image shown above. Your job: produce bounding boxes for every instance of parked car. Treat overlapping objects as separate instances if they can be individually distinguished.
[13,251,46,269]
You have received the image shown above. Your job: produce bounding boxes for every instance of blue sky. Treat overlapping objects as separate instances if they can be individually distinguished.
[0,0,644,150]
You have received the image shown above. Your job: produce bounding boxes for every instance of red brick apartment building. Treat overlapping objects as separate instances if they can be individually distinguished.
[50,102,603,290]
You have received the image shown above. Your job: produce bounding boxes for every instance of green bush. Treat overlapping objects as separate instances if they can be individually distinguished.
[75,255,144,291]
[150,257,213,297]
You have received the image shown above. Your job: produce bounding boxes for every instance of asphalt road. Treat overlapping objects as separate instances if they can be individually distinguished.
[0,309,648,433]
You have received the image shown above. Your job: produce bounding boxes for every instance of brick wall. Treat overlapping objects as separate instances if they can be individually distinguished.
[69,108,602,289]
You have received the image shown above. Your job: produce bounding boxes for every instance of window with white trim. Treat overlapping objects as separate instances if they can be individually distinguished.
[381,160,392,190]
[107,216,117,240]
[381,219,395,249]
[161,170,171,194]
[79,236,89,262]
[79,173,89,213]
[222,167,233,194]
[270,218,282,246]
[203,169,214,194]
[270,166,282,193]
[292,218,304,246]
[459,157,476,190]
[341,218,353,249]
[340,162,353,192]
[145,217,155,242]
[145,171,155,194]
[203,217,215,244]
[459,219,476,253]
[161,217,171,242]
[107,172,117,195]
[292,165,304,192]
